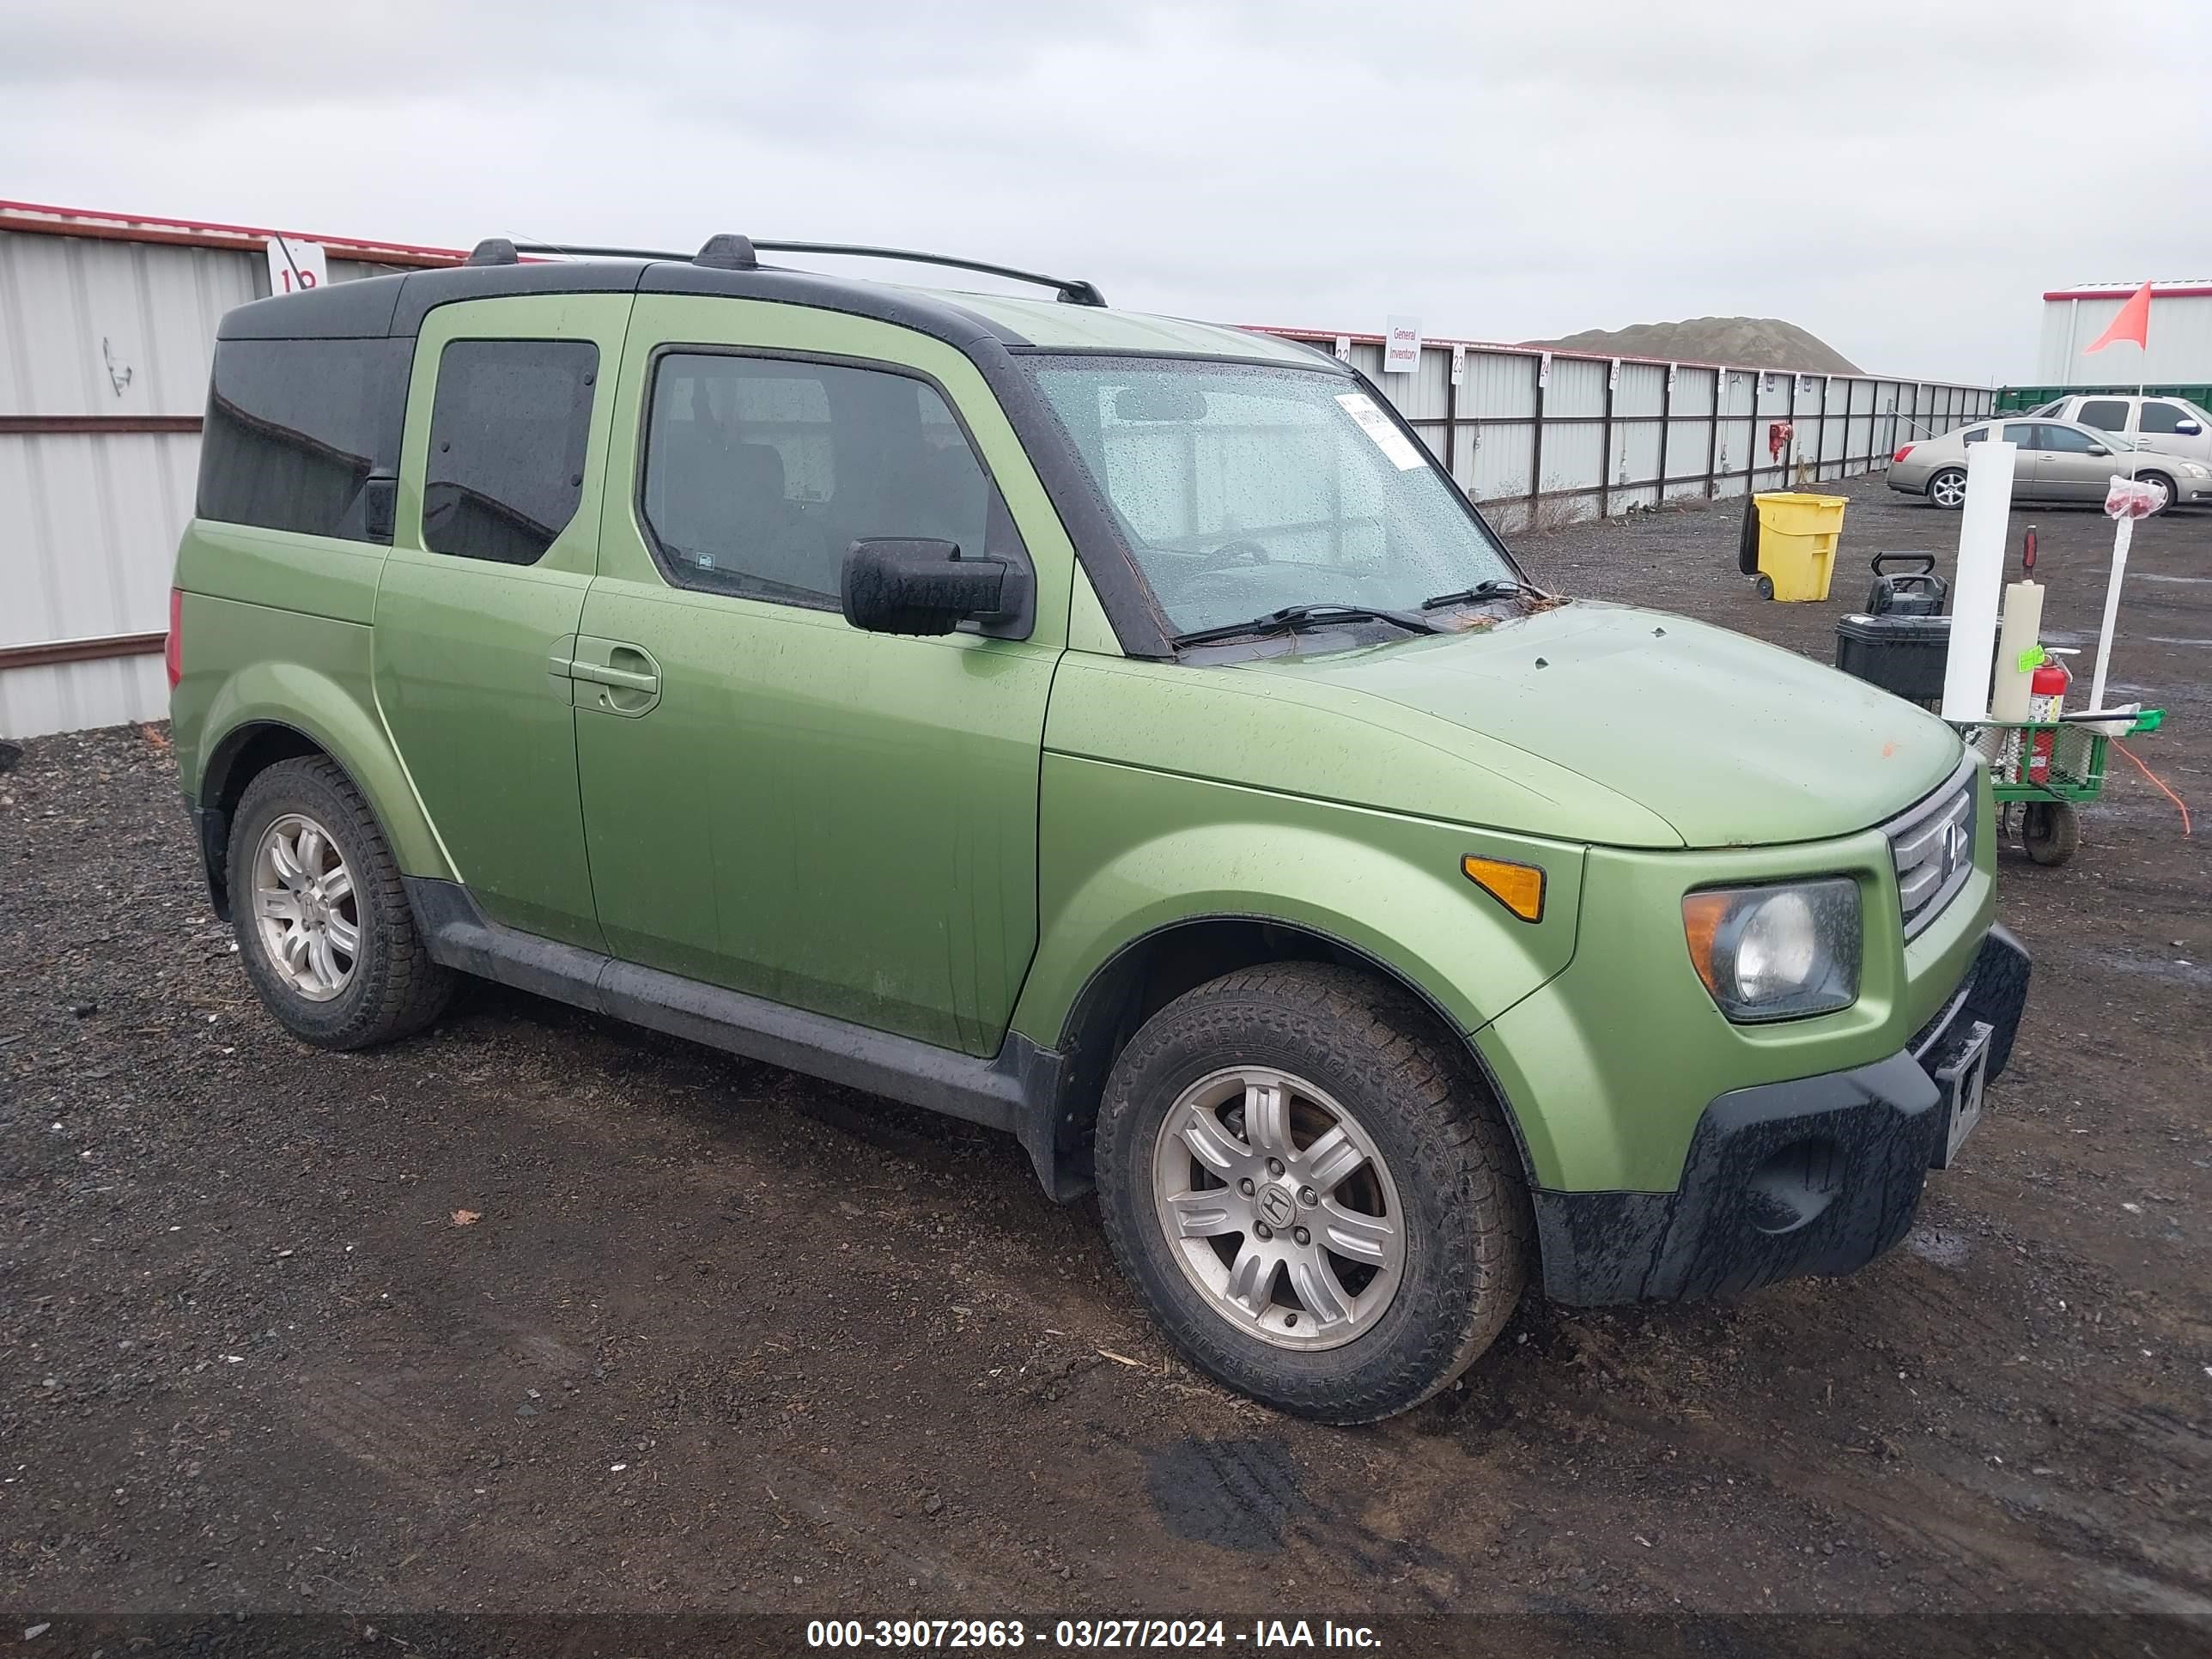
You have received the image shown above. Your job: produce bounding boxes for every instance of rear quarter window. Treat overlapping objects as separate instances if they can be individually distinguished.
[421,340,599,566]
[196,337,410,541]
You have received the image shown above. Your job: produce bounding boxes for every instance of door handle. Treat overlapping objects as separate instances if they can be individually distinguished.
[568,659,658,693]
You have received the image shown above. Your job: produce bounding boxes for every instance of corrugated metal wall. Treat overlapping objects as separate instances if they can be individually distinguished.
[0,210,410,737]
[2037,289,2212,386]
[0,210,1995,738]
[1269,332,1992,534]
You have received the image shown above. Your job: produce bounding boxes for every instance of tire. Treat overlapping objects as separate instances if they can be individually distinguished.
[2138,472,2175,517]
[2021,800,2080,867]
[1753,573,1776,600]
[1096,963,1530,1424]
[228,756,453,1048]
[1928,468,1968,510]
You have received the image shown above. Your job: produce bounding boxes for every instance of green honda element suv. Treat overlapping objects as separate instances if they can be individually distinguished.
[167,234,2028,1422]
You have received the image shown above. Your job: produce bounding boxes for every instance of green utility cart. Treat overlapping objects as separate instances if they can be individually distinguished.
[1953,711,2165,866]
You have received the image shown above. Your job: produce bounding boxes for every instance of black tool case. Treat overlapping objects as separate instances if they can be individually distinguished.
[1834,612,1952,706]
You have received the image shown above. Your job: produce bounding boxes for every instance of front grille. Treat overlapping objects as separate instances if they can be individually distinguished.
[1887,764,1977,939]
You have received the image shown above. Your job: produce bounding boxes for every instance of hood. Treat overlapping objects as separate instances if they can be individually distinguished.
[1235,602,1963,848]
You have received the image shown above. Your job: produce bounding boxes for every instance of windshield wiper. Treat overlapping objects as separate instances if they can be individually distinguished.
[1170,603,1443,648]
[1420,579,1551,610]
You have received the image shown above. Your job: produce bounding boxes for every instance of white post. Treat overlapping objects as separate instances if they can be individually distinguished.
[2087,516,2133,714]
[1941,438,2018,723]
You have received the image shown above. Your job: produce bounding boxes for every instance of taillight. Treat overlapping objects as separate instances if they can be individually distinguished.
[1892,445,1915,464]
[166,586,183,689]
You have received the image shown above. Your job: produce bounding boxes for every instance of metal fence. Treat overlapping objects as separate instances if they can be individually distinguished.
[1258,330,1992,532]
[0,201,1996,738]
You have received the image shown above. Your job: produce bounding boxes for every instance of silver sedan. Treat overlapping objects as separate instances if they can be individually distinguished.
[1887,416,2209,512]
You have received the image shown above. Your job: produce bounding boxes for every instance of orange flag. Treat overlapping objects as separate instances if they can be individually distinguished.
[2085,282,2153,352]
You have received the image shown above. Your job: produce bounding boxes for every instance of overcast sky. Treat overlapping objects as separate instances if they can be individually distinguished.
[4,0,2207,384]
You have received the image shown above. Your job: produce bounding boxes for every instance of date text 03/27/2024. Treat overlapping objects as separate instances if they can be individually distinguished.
[805,1620,1383,1650]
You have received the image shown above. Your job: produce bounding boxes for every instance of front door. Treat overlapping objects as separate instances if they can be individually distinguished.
[573,297,1069,1056]
[2021,421,2112,501]
[372,295,631,949]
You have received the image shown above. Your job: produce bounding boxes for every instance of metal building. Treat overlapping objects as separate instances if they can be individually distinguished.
[1,200,1993,741]
[2037,282,2212,386]
[0,201,461,738]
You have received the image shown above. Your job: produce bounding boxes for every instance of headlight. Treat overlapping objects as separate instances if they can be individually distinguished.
[2182,463,2209,478]
[1681,878,1861,1022]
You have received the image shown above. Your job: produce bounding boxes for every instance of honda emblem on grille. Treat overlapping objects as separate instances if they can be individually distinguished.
[1942,817,1968,878]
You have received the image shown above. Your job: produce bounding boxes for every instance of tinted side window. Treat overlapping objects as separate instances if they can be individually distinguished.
[2139,401,2189,434]
[641,352,1014,607]
[2036,425,2100,453]
[422,340,598,566]
[2076,399,2130,433]
[2001,422,2042,447]
[1961,426,1988,445]
[197,337,408,541]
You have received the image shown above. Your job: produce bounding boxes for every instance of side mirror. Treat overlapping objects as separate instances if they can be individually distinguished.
[842,538,1010,635]
[2177,419,2203,436]
[2087,443,2109,457]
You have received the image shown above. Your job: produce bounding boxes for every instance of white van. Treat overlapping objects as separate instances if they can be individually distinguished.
[2027,393,2212,465]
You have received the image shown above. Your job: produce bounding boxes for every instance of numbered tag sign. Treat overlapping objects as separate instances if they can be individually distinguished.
[265,235,330,297]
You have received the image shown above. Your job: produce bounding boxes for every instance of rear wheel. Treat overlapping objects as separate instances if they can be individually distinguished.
[1096,963,1529,1423]
[229,757,453,1048]
[2021,800,2080,866]
[1928,468,1968,510]
[1753,573,1776,600]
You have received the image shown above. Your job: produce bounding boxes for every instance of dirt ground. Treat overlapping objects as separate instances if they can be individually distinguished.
[3,476,2208,1648]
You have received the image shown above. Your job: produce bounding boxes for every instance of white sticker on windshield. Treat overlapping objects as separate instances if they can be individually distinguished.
[1336,392,1425,471]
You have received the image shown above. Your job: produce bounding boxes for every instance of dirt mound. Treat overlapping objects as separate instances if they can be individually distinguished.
[1527,315,1863,374]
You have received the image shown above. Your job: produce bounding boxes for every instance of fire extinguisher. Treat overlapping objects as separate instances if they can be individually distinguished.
[2027,661,2069,784]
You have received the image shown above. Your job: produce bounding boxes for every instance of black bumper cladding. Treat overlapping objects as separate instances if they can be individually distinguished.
[1533,925,2030,1307]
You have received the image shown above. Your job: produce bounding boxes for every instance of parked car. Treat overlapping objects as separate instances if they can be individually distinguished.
[168,234,2028,1423]
[2026,392,2212,465]
[1887,417,2209,511]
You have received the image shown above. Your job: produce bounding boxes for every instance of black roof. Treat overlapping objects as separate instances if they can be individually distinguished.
[217,251,1066,351]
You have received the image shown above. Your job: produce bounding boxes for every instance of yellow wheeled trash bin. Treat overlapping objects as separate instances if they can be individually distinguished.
[1746,491,1847,601]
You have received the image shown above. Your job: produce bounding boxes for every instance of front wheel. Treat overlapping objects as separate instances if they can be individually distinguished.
[1928,468,1968,510]
[1096,963,1529,1423]
[2138,472,2176,517]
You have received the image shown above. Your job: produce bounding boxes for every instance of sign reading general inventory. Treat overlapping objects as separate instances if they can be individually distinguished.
[264,235,329,297]
[1383,315,1422,374]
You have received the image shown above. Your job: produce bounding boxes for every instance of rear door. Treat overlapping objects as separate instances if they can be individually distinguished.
[2074,398,2134,449]
[372,295,631,950]
[572,296,1070,1056]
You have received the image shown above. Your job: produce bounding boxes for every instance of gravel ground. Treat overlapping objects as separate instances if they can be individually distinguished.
[3,476,2209,1645]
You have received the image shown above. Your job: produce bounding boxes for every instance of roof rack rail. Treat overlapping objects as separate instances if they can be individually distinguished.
[709,237,1106,307]
[472,234,1106,307]
[508,240,692,261]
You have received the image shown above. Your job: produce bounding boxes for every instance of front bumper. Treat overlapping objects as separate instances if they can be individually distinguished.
[1531,923,2029,1305]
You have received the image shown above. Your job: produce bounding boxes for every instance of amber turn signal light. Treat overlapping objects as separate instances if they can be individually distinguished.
[1461,855,1544,922]
[1680,890,1730,997]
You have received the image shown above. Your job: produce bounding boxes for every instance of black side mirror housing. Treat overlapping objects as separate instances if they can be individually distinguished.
[842,538,1012,636]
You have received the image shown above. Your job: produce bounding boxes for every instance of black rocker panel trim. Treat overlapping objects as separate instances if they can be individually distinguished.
[402,878,1088,1200]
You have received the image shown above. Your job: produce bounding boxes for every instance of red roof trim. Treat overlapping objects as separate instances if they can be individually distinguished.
[2044,285,2212,302]
[0,196,471,263]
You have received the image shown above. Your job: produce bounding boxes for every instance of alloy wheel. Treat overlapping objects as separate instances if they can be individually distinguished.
[250,811,359,1002]
[1151,1066,1407,1350]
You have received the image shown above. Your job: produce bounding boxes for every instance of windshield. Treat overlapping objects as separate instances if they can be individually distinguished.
[1028,357,1516,639]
